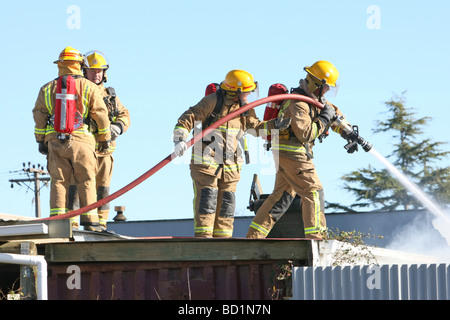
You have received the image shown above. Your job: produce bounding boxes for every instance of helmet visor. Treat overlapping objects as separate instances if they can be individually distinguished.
[244,81,259,103]
[322,82,340,98]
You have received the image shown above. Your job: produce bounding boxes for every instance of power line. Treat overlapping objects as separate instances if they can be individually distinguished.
[9,162,50,218]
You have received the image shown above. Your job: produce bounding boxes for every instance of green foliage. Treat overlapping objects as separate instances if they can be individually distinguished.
[323,228,384,266]
[327,92,450,211]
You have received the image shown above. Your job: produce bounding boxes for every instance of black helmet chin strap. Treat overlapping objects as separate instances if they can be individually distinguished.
[237,88,244,107]
[236,88,249,116]
[317,86,323,101]
[316,79,327,102]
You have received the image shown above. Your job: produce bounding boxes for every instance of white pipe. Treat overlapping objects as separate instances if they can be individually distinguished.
[0,253,47,300]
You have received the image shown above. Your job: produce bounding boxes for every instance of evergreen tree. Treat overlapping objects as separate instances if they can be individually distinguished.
[327,92,450,212]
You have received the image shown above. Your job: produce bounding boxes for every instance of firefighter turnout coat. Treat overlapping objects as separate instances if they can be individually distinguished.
[34,65,111,146]
[95,83,130,157]
[173,92,279,182]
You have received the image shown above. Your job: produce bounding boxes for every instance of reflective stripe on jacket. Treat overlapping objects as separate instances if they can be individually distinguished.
[272,89,345,160]
[271,97,324,160]
[174,93,276,181]
[95,84,131,156]
[33,74,111,145]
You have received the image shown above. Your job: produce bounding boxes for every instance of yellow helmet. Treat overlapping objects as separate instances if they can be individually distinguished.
[53,46,84,64]
[304,60,339,87]
[220,69,257,92]
[84,50,109,69]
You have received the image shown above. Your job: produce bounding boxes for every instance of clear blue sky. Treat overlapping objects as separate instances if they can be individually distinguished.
[1,0,449,223]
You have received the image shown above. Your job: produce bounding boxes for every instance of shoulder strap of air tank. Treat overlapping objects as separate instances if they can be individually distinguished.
[204,89,224,128]
[290,87,315,118]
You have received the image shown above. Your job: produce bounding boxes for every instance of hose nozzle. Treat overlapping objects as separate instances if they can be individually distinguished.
[344,125,372,153]
[332,116,372,153]
[356,135,373,152]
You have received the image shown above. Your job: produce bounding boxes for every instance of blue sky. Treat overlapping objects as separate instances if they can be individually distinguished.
[1,0,449,223]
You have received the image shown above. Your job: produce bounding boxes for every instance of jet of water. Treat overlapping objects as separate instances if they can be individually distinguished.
[369,147,450,245]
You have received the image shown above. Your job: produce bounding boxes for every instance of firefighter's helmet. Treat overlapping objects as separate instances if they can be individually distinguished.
[84,51,109,70]
[220,70,257,93]
[304,60,339,87]
[53,46,84,64]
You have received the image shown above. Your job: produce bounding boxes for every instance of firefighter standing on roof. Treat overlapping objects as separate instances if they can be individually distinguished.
[33,47,111,231]
[247,61,349,240]
[172,70,291,238]
[68,51,130,230]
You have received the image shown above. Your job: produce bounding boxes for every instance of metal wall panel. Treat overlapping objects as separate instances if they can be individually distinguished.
[293,264,450,300]
[47,260,287,300]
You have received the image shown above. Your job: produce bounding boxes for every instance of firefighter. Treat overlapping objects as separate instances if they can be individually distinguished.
[247,60,349,240]
[68,51,131,230]
[33,46,111,231]
[172,70,291,238]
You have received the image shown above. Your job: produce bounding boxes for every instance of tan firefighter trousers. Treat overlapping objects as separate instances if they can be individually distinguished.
[191,169,238,238]
[95,155,113,227]
[247,155,326,239]
[47,138,99,226]
[68,154,113,228]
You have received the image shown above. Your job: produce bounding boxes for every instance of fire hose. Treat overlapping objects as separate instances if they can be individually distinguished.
[36,94,371,221]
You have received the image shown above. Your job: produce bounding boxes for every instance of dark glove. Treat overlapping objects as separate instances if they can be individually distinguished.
[38,142,48,155]
[318,130,329,143]
[317,104,336,127]
[273,115,291,131]
[110,122,123,141]
[97,141,110,153]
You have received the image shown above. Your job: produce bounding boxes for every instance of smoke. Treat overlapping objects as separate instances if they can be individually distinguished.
[385,210,450,263]
[368,147,450,262]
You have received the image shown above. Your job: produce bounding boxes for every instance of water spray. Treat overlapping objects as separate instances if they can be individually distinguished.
[332,114,450,246]
[369,147,450,246]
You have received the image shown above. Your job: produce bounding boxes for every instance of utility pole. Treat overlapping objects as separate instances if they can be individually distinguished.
[9,162,50,218]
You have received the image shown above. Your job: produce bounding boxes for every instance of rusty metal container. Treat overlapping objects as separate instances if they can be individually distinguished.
[44,238,312,300]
